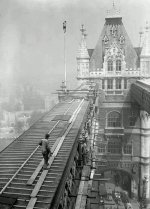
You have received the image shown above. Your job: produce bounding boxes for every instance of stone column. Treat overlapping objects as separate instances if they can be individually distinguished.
[113,78,115,90]
[131,178,138,199]
[104,79,107,90]
[140,110,150,208]
[121,78,124,90]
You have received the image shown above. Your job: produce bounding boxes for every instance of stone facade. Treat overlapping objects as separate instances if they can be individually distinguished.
[76,7,150,204]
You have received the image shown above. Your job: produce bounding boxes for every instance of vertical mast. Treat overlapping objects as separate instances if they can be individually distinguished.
[63,21,67,89]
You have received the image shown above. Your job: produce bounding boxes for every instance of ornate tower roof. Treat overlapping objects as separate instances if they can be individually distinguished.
[141,22,150,57]
[89,4,138,71]
[77,25,89,59]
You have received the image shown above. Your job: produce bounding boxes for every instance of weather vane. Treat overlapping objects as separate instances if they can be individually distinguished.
[80,24,86,36]
[106,0,121,18]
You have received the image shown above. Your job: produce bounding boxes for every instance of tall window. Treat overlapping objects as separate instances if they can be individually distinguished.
[102,80,105,89]
[116,60,121,71]
[107,111,121,127]
[124,79,127,89]
[123,144,132,154]
[108,141,122,154]
[107,136,122,154]
[108,60,113,71]
[116,79,121,89]
[98,143,106,153]
[107,79,113,90]
[129,110,136,126]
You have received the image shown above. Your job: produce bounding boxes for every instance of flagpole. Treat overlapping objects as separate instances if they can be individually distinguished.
[63,21,67,89]
[64,30,67,89]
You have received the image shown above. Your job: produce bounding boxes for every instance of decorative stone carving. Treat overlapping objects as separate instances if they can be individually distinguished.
[103,42,126,74]
[72,160,76,178]
[140,110,150,128]
[110,25,118,37]
[119,35,125,44]
[68,172,73,191]
[104,42,125,61]
[63,188,68,209]
[103,35,109,44]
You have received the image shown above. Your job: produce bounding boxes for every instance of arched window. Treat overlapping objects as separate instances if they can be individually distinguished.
[108,60,113,71]
[107,111,121,127]
[116,60,121,71]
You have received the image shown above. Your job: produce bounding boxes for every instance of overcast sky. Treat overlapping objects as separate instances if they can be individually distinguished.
[0,0,150,94]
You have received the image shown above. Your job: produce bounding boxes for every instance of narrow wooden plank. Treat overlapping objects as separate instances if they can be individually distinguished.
[30,156,55,197]
[27,156,55,185]
[26,197,37,209]
[51,137,61,153]
[27,137,60,185]
[30,170,48,197]
[47,156,55,169]
[27,160,44,185]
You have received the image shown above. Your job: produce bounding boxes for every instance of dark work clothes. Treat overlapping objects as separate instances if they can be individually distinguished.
[39,138,51,168]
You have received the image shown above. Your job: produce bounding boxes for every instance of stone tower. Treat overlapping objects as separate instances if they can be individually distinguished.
[76,3,146,201]
[140,22,150,77]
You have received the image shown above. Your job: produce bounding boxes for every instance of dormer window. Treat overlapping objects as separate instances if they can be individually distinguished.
[103,35,109,45]
[108,60,113,71]
[110,25,117,37]
[116,60,121,71]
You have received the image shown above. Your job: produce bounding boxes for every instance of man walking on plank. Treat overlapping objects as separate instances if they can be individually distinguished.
[39,133,52,169]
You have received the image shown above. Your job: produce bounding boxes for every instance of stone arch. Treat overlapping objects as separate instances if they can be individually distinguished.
[97,167,138,198]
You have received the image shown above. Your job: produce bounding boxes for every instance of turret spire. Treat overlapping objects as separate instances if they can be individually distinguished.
[80,24,86,36]
[76,24,90,82]
[141,21,150,57]
[77,24,89,59]
[139,27,144,47]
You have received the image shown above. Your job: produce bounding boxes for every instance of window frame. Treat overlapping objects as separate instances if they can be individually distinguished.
[107,79,113,90]
[102,79,105,89]
[107,136,122,154]
[116,78,122,90]
[129,110,136,127]
[108,60,113,72]
[116,60,121,72]
[123,144,132,155]
[124,79,127,89]
[107,111,121,127]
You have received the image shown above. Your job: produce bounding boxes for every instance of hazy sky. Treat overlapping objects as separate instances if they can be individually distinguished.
[0,0,150,94]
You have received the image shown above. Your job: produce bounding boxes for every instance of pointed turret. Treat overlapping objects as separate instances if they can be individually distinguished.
[139,28,144,48]
[140,22,150,76]
[77,25,89,59]
[77,25,89,82]
[141,23,150,57]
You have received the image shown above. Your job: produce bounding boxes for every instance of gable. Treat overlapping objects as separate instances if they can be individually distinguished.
[90,17,138,71]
